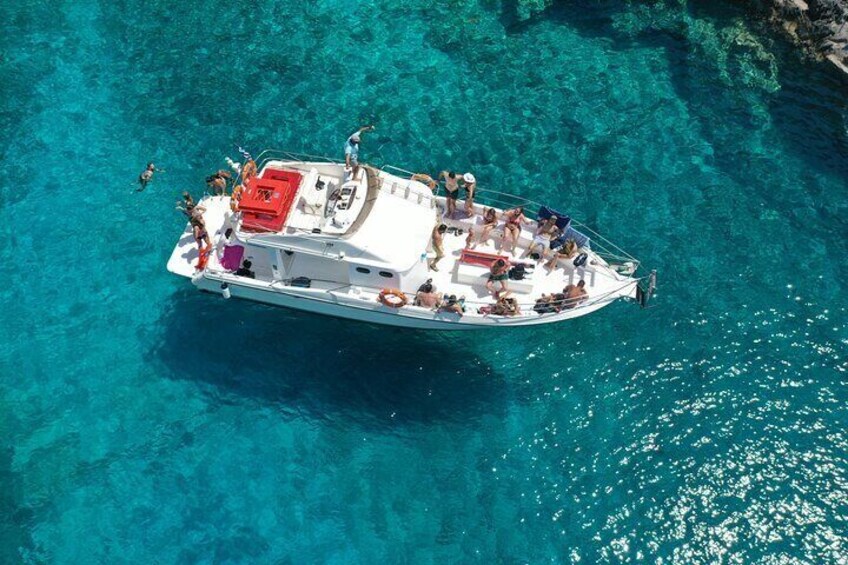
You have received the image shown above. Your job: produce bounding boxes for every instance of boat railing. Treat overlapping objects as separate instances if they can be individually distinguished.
[227,149,641,268]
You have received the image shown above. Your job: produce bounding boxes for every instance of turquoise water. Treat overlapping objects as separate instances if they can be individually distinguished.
[2,0,848,562]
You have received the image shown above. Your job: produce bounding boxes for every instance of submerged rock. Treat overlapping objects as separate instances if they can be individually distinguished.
[759,0,848,73]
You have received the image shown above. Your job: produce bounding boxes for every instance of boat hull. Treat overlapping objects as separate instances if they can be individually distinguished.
[193,272,632,330]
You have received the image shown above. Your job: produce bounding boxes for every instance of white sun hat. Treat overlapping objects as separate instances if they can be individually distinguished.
[463,173,476,184]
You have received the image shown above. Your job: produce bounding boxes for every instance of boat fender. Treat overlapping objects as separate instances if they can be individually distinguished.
[221,283,231,299]
[573,252,588,267]
[378,288,408,308]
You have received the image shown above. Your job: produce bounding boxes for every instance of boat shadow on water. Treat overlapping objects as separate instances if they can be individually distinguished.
[149,289,511,428]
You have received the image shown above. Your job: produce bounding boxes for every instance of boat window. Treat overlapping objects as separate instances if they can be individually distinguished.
[355,267,371,274]
[378,271,394,278]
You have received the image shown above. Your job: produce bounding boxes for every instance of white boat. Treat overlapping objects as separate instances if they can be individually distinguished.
[167,151,656,330]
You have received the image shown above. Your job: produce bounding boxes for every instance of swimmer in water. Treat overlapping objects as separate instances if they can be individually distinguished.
[137,162,164,192]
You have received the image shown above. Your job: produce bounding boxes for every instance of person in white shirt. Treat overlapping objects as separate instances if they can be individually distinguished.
[344,125,375,178]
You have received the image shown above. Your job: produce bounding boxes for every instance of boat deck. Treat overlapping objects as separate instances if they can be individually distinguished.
[419,202,633,313]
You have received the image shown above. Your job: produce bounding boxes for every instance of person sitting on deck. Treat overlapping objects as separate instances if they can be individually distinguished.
[344,125,375,179]
[545,238,578,270]
[461,173,477,216]
[478,294,520,316]
[527,215,561,260]
[235,260,255,279]
[428,224,448,272]
[486,258,510,296]
[439,171,461,217]
[438,294,465,316]
[561,279,588,309]
[468,207,498,249]
[414,279,442,308]
[533,291,567,314]
[501,206,529,255]
[206,170,231,195]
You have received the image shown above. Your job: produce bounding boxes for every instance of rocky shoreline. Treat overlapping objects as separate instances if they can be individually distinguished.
[766,0,848,74]
[512,0,848,76]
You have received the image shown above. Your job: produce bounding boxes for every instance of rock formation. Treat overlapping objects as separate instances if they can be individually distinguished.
[767,0,848,73]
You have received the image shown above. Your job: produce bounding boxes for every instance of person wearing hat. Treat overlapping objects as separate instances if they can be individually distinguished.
[461,172,477,215]
[344,125,375,179]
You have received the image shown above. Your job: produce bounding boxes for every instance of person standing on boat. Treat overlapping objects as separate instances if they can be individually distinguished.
[428,223,448,272]
[461,172,476,216]
[439,171,461,217]
[344,125,375,179]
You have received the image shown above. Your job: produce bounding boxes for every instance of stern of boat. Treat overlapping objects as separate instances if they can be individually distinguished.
[167,195,232,279]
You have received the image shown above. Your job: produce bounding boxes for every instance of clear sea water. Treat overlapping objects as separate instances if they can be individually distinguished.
[2,0,847,562]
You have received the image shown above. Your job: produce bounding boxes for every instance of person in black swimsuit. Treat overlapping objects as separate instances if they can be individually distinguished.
[235,260,255,278]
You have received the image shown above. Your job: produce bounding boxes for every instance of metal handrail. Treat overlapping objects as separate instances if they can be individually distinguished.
[224,148,642,269]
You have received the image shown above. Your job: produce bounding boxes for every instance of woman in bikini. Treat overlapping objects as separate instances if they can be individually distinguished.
[191,215,211,252]
[462,173,477,216]
[468,207,498,249]
[501,206,528,255]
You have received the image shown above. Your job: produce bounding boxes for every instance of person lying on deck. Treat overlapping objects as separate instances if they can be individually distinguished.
[501,207,529,255]
[478,294,521,316]
[561,279,588,309]
[486,258,510,296]
[527,215,561,260]
[533,291,567,314]
[468,207,498,249]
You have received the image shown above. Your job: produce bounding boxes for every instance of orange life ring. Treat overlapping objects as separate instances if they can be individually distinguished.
[378,288,408,308]
[411,173,437,191]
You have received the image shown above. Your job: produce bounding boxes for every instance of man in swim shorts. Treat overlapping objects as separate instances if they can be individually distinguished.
[428,223,448,271]
[439,171,461,217]
[486,258,510,296]
[528,215,561,260]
